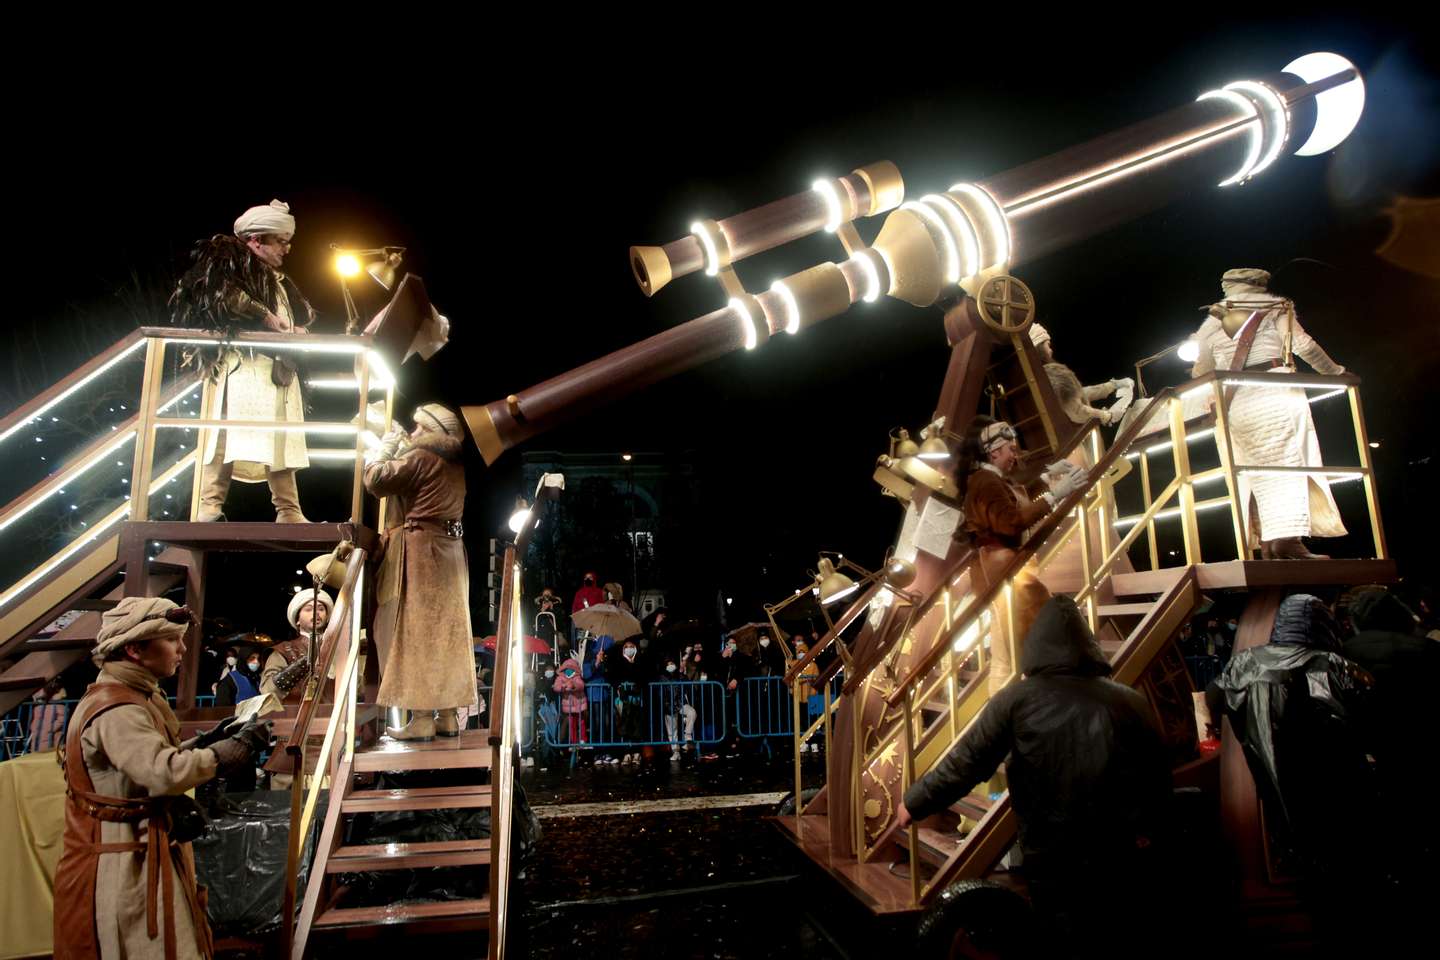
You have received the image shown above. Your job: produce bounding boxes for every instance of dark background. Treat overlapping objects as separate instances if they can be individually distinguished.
[4,19,1436,642]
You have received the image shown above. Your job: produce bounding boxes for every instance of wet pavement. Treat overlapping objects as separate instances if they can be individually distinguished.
[515,750,849,959]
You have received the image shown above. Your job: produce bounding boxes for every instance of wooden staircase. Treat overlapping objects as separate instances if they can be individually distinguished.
[299,732,497,941]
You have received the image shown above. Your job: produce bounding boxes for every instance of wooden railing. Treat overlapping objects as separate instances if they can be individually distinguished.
[488,545,520,960]
[273,545,367,959]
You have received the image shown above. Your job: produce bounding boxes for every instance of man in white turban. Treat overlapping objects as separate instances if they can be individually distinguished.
[171,200,316,522]
[1190,268,1347,560]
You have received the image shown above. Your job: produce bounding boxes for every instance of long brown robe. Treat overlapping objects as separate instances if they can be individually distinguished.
[964,465,1054,694]
[54,665,217,960]
[365,431,477,710]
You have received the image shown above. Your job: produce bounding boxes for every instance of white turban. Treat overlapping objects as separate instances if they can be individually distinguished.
[234,199,296,239]
[1028,322,1051,347]
[92,597,188,665]
[288,588,334,630]
[1220,267,1271,299]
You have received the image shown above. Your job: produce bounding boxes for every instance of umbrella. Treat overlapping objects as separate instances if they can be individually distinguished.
[724,622,772,656]
[476,635,552,655]
[571,603,642,640]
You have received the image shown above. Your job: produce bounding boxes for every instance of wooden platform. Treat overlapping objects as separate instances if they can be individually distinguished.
[772,814,922,916]
[122,520,379,554]
[354,729,493,773]
[313,896,491,931]
[1046,558,1397,596]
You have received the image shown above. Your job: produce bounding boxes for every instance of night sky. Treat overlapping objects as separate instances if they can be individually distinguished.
[6,20,1437,644]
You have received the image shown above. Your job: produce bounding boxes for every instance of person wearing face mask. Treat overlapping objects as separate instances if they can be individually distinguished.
[598,638,648,765]
[720,637,756,760]
[792,640,822,753]
[211,647,239,697]
[657,656,696,762]
[214,649,261,708]
[552,658,588,749]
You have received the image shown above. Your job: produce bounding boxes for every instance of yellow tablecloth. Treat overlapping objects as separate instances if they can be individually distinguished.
[0,750,66,959]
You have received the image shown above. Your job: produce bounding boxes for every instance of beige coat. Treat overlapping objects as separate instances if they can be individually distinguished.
[200,279,308,483]
[366,432,477,710]
[79,676,218,959]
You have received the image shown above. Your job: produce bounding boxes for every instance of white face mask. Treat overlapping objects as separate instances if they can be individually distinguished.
[246,661,260,672]
[759,637,770,648]
[699,672,708,681]
[623,647,637,661]
[666,664,677,673]
[225,657,237,667]
[544,670,555,678]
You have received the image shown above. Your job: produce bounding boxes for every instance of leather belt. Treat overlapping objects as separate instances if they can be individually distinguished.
[404,517,464,538]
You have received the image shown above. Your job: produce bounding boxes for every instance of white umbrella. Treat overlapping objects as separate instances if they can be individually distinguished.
[571,603,643,640]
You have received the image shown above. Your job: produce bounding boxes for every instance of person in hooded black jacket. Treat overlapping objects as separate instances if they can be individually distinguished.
[898,596,1171,952]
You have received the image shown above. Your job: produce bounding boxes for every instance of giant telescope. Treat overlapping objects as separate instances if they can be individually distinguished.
[462,52,1365,462]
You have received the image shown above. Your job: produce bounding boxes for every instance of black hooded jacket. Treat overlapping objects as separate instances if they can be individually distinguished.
[903,597,1171,858]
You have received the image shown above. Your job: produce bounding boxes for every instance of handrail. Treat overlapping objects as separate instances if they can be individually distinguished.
[782,583,879,686]
[275,545,365,960]
[488,545,520,960]
[0,331,145,443]
[136,325,377,354]
[267,544,366,772]
[0,372,202,534]
[884,383,1189,708]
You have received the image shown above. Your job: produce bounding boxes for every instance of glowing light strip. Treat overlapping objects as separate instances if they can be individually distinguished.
[1236,467,1364,479]
[1307,387,1347,404]
[0,454,195,615]
[1218,374,1353,389]
[0,338,146,444]
[902,201,959,283]
[153,421,359,434]
[1197,89,1261,185]
[730,297,759,350]
[690,221,722,277]
[0,432,136,533]
[1004,109,1260,215]
[365,351,396,391]
[1113,499,1231,527]
[925,194,979,279]
[771,280,801,335]
[162,338,368,355]
[157,379,204,414]
[948,184,1011,268]
[306,378,392,391]
[812,179,844,232]
[1224,81,1289,177]
[849,251,881,303]
[306,449,364,461]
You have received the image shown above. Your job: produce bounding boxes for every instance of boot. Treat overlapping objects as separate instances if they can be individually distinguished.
[1269,537,1329,560]
[267,469,309,523]
[435,709,461,738]
[198,460,233,522]
[386,711,435,742]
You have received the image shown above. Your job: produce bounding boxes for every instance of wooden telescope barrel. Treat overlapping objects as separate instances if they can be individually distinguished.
[464,63,1360,465]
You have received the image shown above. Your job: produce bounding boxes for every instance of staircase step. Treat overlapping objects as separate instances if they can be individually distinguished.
[950,793,995,820]
[313,896,491,929]
[914,826,964,866]
[354,729,492,773]
[1096,603,1154,617]
[342,784,493,814]
[327,838,492,872]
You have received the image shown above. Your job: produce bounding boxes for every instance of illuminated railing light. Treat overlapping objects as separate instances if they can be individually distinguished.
[0,338,146,445]
[1197,89,1261,185]
[812,179,844,233]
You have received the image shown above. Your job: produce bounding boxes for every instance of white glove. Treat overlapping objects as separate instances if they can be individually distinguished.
[1042,462,1087,506]
[377,428,406,461]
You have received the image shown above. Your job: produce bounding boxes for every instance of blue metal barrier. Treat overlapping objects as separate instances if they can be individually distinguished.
[736,676,792,738]
[540,680,728,748]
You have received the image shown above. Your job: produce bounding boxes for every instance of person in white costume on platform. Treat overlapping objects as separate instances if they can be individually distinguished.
[1190,268,1347,560]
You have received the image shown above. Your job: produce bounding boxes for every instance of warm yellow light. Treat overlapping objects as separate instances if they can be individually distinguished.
[730,297,759,350]
[335,253,362,278]
[771,280,801,335]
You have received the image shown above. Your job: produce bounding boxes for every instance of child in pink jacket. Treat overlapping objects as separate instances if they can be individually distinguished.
[553,657,588,744]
